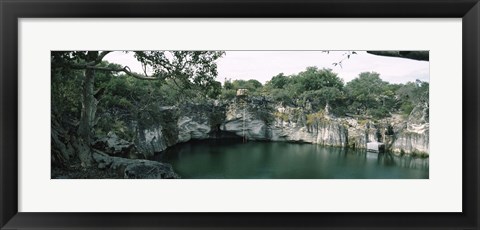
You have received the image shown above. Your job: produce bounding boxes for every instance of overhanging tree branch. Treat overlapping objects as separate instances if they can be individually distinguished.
[68,51,113,69]
[65,51,167,81]
[366,51,429,61]
[85,65,166,81]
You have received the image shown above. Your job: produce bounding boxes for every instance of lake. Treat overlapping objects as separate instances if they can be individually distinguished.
[154,140,429,179]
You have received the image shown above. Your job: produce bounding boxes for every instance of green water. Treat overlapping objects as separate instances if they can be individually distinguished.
[156,140,429,179]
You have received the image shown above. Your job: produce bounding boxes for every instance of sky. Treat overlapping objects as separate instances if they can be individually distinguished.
[104,51,429,84]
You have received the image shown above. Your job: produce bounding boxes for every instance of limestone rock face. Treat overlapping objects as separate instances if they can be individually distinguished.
[391,130,429,154]
[92,132,137,158]
[390,103,430,155]
[177,116,211,143]
[132,102,227,156]
[221,102,349,146]
[135,125,169,157]
[221,97,274,140]
[268,104,349,146]
[269,120,348,147]
[346,122,377,150]
[222,117,270,140]
[128,97,429,157]
[133,106,180,158]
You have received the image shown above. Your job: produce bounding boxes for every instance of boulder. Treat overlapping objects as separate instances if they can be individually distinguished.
[92,151,180,179]
[92,132,137,158]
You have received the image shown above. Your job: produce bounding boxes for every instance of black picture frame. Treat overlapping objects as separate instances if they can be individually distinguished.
[1,0,479,229]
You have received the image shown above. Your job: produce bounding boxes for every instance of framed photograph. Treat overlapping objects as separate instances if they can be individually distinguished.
[1,0,479,229]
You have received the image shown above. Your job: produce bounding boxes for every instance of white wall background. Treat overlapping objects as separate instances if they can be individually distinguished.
[19,18,461,212]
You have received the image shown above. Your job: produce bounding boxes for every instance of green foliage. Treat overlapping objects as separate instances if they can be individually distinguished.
[306,111,325,126]
[133,51,225,89]
[342,72,422,118]
[358,119,369,127]
[369,107,390,119]
[396,80,429,117]
[247,79,263,89]
[262,67,428,120]
[205,81,222,99]
[266,73,290,89]
[95,73,186,138]
[220,88,237,100]
[52,51,225,144]
[220,78,264,99]
[268,88,294,105]
[400,102,415,117]
[274,112,289,122]
[224,80,234,90]
[291,108,305,124]
[51,68,83,121]
[298,67,344,91]
[300,87,345,112]
[264,67,346,111]
[225,79,263,92]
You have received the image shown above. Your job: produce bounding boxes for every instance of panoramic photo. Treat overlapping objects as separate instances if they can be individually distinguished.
[51,51,429,179]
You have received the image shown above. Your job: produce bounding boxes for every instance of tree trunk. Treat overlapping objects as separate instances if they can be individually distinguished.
[77,68,96,166]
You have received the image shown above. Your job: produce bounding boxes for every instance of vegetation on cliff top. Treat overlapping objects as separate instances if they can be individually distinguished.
[223,67,429,119]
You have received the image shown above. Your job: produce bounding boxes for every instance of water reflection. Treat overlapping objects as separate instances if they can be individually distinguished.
[154,140,429,179]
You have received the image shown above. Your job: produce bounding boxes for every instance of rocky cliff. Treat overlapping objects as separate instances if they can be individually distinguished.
[119,97,429,158]
[388,102,429,154]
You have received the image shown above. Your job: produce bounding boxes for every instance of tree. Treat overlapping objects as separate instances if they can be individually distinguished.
[266,73,289,89]
[345,72,392,117]
[51,51,224,166]
[205,81,222,99]
[219,79,264,99]
[396,80,429,116]
[294,67,345,112]
[230,79,263,92]
[297,67,344,91]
